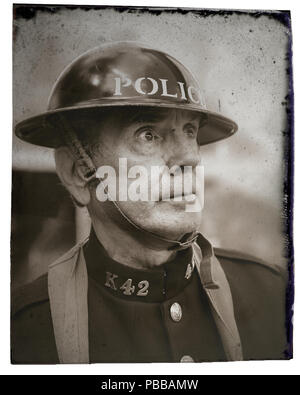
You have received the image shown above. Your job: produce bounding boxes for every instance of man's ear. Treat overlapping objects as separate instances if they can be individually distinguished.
[54,146,91,206]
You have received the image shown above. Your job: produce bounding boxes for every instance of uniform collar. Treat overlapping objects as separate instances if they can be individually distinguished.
[84,228,196,303]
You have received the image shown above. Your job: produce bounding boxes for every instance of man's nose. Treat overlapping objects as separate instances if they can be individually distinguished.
[163,131,201,169]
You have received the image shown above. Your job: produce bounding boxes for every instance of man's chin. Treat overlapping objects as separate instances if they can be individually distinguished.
[137,213,202,241]
[106,200,203,241]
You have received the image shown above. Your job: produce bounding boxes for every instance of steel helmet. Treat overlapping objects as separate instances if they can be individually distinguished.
[15,42,238,147]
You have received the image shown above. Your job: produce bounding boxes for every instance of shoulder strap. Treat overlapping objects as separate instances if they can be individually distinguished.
[193,239,243,361]
[48,244,89,364]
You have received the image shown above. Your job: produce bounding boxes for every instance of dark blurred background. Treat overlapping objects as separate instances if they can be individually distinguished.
[11,171,75,289]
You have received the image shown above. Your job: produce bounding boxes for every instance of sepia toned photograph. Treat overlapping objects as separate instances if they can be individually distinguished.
[11,4,294,364]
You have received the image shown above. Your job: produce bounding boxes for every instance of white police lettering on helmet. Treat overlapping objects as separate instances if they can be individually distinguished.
[113,77,205,106]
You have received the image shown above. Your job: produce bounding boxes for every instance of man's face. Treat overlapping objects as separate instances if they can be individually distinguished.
[88,108,203,240]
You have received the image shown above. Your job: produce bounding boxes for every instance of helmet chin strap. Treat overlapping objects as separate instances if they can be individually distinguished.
[93,182,200,251]
[58,114,200,251]
[104,194,200,251]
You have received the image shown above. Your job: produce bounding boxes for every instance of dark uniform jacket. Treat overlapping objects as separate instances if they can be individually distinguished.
[11,229,289,364]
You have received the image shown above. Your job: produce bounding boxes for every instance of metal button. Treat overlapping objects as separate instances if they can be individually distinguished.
[180,355,194,363]
[170,302,182,322]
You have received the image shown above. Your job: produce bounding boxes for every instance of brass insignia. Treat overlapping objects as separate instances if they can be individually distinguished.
[104,273,150,296]
[120,278,135,296]
[105,271,118,290]
[137,280,149,296]
[185,263,192,280]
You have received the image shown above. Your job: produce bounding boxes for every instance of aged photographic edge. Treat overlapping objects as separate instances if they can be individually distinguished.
[11,5,294,365]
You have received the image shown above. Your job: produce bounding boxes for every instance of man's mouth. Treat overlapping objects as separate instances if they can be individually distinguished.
[160,191,197,202]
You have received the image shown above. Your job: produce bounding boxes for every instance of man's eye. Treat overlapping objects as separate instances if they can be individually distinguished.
[184,124,197,138]
[137,128,159,143]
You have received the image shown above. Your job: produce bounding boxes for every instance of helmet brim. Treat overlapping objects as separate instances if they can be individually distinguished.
[15,102,238,148]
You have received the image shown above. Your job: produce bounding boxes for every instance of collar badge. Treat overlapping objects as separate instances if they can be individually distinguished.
[185,263,193,280]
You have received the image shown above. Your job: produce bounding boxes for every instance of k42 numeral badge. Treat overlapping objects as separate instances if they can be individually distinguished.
[105,272,149,296]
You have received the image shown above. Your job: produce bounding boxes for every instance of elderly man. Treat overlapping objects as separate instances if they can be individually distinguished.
[11,42,288,364]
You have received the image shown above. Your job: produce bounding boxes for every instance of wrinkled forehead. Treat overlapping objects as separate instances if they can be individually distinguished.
[64,107,205,145]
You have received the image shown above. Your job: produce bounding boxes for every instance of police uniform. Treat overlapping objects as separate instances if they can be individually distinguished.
[12,43,290,364]
[11,227,288,364]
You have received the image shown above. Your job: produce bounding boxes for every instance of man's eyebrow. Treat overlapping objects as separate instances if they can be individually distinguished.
[122,109,204,127]
[127,111,170,124]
